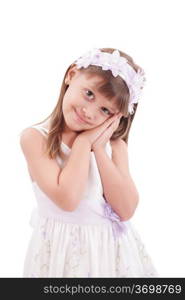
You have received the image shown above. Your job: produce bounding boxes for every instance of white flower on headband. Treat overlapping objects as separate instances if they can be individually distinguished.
[128,68,146,114]
[75,48,146,115]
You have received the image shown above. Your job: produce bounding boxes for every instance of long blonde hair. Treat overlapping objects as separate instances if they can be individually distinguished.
[32,47,144,159]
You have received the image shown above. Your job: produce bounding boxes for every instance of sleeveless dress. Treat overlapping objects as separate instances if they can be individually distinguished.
[23,122,159,278]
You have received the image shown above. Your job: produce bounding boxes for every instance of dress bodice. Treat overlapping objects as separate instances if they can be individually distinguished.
[29,122,114,225]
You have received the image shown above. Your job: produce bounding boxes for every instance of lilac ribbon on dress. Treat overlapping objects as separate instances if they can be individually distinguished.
[103,202,127,239]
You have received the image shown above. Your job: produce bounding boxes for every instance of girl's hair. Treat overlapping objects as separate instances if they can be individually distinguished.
[32,47,143,159]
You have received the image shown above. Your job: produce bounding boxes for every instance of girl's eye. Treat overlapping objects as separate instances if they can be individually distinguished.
[85,89,112,116]
[85,90,94,99]
[101,107,111,115]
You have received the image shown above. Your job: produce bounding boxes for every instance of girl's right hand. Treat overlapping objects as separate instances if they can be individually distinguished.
[77,114,120,146]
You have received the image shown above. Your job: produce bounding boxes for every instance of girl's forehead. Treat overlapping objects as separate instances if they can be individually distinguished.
[80,74,112,96]
[79,72,104,86]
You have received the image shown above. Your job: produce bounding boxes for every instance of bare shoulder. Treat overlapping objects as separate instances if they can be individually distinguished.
[19,127,63,208]
[20,127,47,152]
[20,127,45,140]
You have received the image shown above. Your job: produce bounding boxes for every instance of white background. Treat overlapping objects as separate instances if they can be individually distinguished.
[0,0,184,277]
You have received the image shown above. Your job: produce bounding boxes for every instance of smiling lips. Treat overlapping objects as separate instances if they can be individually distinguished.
[74,109,90,125]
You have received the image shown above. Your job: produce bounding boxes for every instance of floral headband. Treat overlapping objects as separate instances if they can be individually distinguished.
[74,48,146,115]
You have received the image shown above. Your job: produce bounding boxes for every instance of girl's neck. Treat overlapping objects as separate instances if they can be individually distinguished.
[61,122,79,148]
[61,132,79,149]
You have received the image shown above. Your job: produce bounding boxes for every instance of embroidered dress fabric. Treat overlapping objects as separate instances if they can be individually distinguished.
[23,121,158,277]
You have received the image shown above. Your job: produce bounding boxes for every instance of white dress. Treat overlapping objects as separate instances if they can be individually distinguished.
[23,122,158,278]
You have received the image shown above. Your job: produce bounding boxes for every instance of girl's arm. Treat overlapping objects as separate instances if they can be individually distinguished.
[58,115,119,211]
[20,128,92,212]
[58,135,91,211]
[93,139,139,221]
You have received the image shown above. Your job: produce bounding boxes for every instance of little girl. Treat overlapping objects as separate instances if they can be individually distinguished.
[20,47,158,277]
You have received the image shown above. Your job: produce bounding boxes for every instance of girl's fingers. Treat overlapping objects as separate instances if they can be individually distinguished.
[110,115,121,126]
[97,115,117,133]
[106,114,121,127]
[107,114,118,124]
[94,113,122,137]
[104,117,120,136]
[110,116,121,131]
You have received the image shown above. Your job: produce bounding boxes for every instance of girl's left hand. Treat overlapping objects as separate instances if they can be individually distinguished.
[92,113,122,151]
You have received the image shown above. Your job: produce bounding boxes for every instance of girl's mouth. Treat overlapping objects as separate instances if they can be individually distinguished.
[74,109,89,125]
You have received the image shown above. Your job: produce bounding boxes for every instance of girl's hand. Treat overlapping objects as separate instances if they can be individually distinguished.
[92,113,122,151]
[77,114,120,146]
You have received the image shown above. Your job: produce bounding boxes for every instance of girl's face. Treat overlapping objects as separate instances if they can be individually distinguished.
[62,66,119,132]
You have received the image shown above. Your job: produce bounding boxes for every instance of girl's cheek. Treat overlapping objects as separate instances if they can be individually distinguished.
[98,116,107,125]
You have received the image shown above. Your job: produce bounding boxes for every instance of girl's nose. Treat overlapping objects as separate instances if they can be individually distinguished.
[82,107,93,120]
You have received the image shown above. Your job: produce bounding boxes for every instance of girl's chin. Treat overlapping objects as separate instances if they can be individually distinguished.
[64,120,84,133]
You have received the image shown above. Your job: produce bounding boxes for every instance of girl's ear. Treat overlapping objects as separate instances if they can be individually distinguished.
[65,65,80,85]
